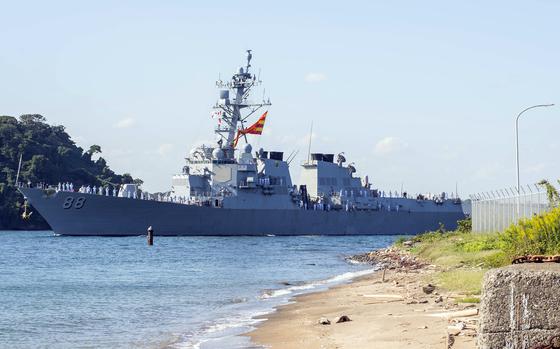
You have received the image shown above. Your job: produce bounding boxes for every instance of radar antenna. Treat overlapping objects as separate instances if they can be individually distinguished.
[246,50,252,72]
[212,50,271,158]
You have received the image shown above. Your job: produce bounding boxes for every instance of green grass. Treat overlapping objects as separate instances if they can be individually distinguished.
[436,270,486,295]
[398,210,560,297]
[409,230,507,269]
[456,296,481,304]
[398,220,510,296]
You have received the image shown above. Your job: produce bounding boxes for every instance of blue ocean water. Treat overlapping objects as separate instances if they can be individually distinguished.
[0,231,397,348]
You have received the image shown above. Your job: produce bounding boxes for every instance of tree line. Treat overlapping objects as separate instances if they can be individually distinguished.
[0,114,141,230]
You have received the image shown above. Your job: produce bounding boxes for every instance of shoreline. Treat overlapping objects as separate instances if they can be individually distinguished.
[181,267,382,349]
[246,249,479,349]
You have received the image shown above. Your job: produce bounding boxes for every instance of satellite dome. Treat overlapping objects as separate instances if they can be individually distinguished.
[212,148,224,160]
[243,143,252,154]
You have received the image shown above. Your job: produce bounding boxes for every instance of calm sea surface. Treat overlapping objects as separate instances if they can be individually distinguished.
[0,231,397,348]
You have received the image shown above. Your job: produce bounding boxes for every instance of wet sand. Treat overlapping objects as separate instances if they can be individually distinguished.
[247,267,478,349]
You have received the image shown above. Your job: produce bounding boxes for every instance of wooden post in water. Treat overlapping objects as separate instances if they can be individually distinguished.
[147,226,154,246]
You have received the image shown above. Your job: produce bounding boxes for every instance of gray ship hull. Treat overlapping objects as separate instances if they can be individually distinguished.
[20,188,466,236]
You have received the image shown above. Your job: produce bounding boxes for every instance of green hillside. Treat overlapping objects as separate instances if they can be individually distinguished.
[0,114,140,230]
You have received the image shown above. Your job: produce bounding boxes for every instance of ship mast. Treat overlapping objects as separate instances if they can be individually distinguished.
[214,50,271,159]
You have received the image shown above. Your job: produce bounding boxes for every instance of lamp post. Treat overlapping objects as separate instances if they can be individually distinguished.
[515,104,554,220]
[515,104,554,194]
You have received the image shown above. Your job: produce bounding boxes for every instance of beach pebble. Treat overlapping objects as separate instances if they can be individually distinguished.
[435,296,443,303]
[448,327,461,336]
[335,315,352,323]
[454,322,466,330]
[318,317,331,325]
[447,322,466,336]
[422,284,436,294]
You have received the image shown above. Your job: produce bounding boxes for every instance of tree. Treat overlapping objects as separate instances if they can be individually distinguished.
[133,178,144,188]
[87,144,102,155]
[538,180,560,208]
[19,114,46,124]
[121,173,134,184]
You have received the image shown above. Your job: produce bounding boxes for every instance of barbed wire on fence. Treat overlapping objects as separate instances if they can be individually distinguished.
[470,184,550,233]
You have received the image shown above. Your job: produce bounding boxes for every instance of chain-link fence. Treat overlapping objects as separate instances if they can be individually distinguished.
[470,185,550,233]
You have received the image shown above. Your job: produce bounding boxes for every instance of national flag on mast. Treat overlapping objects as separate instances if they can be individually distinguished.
[233,111,268,147]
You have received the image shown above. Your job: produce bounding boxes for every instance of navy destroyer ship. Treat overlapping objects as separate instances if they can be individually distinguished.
[18,51,466,236]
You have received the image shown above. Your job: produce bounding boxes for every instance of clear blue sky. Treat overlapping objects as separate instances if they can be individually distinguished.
[2,0,559,196]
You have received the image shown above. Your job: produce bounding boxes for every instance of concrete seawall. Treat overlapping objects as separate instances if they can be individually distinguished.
[479,264,560,348]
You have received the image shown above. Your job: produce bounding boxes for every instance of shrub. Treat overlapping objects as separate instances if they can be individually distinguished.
[499,207,560,257]
[456,217,472,234]
[394,236,407,246]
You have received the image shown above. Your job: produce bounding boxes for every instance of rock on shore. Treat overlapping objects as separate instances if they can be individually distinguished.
[348,247,428,270]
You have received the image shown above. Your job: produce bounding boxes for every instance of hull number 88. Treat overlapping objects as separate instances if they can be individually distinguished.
[63,196,86,209]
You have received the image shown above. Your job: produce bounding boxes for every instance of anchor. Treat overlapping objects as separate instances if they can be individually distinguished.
[21,200,33,220]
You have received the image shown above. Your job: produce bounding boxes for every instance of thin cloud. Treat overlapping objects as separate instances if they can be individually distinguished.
[524,162,546,174]
[374,137,408,155]
[472,162,504,181]
[157,143,174,156]
[304,73,327,83]
[113,117,136,129]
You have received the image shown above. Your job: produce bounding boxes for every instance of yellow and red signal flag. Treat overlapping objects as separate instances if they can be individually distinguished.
[233,111,268,147]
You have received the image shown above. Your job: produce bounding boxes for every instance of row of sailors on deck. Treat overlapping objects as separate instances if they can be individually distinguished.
[55,182,217,204]
[55,182,135,198]
[57,182,74,192]
[337,189,405,198]
[77,185,120,197]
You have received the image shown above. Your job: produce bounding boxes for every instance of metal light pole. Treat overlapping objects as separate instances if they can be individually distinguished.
[515,104,554,220]
[515,104,554,194]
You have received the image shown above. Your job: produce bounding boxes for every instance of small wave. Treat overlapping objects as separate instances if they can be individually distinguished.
[346,258,363,265]
[323,268,376,283]
[278,280,306,287]
[259,268,375,300]
[260,288,292,299]
[172,310,269,349]
[229,297,248,304]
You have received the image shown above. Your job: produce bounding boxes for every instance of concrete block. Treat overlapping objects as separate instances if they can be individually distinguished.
[478,264,560,349]
[478,329,560,349]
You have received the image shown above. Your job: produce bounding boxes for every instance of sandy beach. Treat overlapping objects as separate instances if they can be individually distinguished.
[248,257,479,349]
